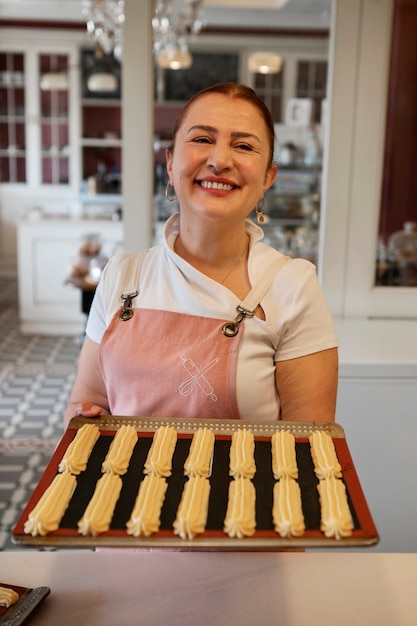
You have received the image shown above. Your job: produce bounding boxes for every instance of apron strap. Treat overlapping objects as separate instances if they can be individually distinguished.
[118,249,290,330]
[119,250,149,321]
[222,255,290,337]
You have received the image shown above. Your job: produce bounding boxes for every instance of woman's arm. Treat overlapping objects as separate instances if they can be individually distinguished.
[64,336,110,428]
[275,347,338,422]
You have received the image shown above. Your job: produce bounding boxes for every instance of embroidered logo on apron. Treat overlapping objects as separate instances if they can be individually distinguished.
[179,354,220,402]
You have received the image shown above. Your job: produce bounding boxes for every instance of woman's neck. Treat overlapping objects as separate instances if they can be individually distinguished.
[174,224,250,288]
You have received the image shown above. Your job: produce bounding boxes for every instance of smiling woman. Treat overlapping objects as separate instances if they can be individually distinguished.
[64,82,338,428]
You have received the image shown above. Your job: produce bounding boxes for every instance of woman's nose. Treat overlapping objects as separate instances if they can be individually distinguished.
[206,142,232,171]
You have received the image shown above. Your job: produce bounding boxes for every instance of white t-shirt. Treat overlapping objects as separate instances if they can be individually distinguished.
[87,214,338,421]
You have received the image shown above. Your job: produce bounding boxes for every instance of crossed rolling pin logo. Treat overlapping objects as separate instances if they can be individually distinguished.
[179,354,220,402]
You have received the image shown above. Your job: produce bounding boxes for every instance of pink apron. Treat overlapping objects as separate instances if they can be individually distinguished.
[99,254,288,421]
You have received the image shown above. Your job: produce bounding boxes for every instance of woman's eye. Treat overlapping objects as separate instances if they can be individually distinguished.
[236,143,253,151]
[193,136,211,144]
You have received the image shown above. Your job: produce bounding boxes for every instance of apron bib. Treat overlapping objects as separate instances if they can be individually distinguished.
[100,309,243,420]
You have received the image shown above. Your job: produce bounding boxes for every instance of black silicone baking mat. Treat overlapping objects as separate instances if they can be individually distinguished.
[12,416,379,550]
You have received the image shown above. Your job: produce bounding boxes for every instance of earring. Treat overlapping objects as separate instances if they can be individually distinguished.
[255,197,265,223]
[165,181,177,202]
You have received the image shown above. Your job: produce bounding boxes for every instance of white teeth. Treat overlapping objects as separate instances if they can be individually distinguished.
[200,181,234,191]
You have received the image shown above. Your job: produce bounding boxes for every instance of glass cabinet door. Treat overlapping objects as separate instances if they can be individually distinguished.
[376,0,417,288]
[296,60,327,123]
[39,53,70,185]
[0,52,26,183]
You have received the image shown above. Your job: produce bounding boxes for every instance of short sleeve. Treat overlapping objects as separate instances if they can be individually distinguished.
[272,261,338,361]
[85,251,137,344]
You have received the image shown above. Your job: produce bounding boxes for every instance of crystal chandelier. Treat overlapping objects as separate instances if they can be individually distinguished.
[153,1,205,69]
[81,0,125,61]
[81,1,205,69]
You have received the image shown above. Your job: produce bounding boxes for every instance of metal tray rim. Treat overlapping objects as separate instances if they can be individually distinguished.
[68,415,346,439]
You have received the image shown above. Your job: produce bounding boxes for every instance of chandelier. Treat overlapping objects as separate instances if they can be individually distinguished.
[153,1,205,69]
[81,0,125,62]
[81,0,205,69]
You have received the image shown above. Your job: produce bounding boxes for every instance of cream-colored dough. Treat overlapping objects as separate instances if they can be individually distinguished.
[271,430,298,480]
[224,477,256,538]
[317,476,354,539]
[102,424,138,475]
[173,476,211,540]
[184,427,215,478]
[58,423,100,474]
[309,431,342,480]
[272,477,305,537]
[126,475,168,537]
[229,429,256,479]
[24,472,77,536]
[78,473,122,536]
[0,586,19,607]
[143,425,177,477]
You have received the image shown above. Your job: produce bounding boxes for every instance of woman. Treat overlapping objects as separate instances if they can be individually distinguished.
[64,83,338,427]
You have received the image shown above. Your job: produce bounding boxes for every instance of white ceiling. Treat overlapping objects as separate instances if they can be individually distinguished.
[0,0,332,30]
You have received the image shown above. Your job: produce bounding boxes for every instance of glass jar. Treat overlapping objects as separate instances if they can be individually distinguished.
[387,222,417,286]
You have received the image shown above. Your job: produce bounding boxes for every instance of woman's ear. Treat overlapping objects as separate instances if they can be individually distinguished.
[165,148,173,181]
[263,163,278,192]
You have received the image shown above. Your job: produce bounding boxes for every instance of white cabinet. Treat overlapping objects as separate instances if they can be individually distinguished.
[337,376,417,553]
[334,319,417,553]
[0,29,87,277]
[17,218,123,335]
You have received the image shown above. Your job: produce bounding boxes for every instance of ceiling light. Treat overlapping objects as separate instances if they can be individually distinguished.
[40,72,69,90]
[87,71,118,92]
[248,52,283,74]
[157,47,193,70]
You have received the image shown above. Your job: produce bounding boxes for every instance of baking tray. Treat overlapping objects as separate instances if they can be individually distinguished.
[0,583,50,626]
[12,416,379,550]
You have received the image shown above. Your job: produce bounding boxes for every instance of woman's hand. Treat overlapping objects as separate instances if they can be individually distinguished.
[73,401,109,418]
[64,401,109,429]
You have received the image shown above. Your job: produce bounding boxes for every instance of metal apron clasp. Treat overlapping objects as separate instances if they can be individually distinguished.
[221,305,254,337]
[119,291,138,321]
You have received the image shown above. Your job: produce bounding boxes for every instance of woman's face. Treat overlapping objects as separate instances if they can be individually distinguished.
[166,93,277,224]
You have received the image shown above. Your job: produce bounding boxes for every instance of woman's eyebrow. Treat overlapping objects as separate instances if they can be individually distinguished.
[186,124,217,134]
[231,131,261,144]
[186,125,261,143]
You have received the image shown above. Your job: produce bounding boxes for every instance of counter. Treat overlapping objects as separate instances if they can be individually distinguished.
[1,552,416,625]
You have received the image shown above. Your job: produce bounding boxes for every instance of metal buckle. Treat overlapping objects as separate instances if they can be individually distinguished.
[119,291,138,321]
[221,305,254,337]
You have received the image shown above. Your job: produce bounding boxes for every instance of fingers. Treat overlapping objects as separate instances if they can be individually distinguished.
[77,402,107,418]
[64,401,110,428]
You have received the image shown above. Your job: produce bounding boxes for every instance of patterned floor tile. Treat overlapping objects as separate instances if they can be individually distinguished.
[0,278,81,550]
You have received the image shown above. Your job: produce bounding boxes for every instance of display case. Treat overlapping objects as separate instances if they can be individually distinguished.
[80,49,122,198]
[81,98,122,195]
[0,51,26,183]
[263,165,321,264]
[39,53,70,185]
[1,48,75,190]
